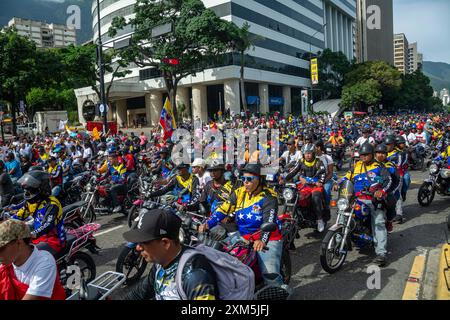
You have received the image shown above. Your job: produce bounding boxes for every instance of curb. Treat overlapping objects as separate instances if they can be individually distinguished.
[436,244,450,300]
[402,252,427,300]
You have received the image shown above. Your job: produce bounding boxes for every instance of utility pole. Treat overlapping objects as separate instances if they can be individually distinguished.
[96,0,108,134]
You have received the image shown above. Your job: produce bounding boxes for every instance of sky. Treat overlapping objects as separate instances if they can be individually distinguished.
[393,0,450,64]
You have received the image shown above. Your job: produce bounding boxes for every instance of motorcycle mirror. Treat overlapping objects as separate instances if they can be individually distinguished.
[260,222,277,233]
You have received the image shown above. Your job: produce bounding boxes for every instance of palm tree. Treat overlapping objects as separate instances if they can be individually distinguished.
[231,23,262,113]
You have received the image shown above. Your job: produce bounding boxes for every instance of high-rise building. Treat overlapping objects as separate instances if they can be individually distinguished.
[441,89,450,106]
[407,42,423,73]
[7,17,77,48]
[394,33,409,75]
[76,0,356,125]
[355,0,394,64]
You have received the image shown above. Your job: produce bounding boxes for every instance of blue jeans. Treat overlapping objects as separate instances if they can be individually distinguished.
[402,172,411,196]
[227,233,283,285]
[324,180,333,207]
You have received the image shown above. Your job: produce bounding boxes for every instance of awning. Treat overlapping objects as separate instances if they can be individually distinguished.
[312,99,342,118]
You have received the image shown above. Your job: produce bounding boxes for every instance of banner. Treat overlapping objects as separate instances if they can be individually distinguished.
[311,58,319,85]
[159,97,177,141]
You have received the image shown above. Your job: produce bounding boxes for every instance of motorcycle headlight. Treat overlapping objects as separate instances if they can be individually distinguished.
[430,164,439,174]
[337,198,349,211]
[282,188,294,201]
[440,169,450,178]
[266,174,274,182]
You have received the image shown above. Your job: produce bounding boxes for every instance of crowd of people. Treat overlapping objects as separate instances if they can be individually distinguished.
[1,110,450,300]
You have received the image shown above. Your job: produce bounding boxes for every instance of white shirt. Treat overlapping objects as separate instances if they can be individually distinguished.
[415,132,425,143]
[83,147,93,160]
[356,136,375,146]
[319,154,334,175]
[406,133,417,144]
[281,150,302,165]
[196,171,212,190]
[13,247,58,298]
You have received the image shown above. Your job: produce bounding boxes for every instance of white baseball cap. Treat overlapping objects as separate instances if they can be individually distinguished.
[192,158,206,168]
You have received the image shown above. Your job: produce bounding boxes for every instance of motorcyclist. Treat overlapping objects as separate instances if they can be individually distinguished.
[337,143,393,266]
[278,138,302,169]
[147,163,200,211]
[55,146,72,185]
[396,136,411,203]
[0,160,15,207]
[374,144,401,233]
[385,136,406,224]
[355,128,375,148]
[198,163,284,285]
[101,148,128,213]
[47,156,63,198]
[315,140,335,216]
[152,147,175,179]
[282,143,328,232]
[9,170,65,255]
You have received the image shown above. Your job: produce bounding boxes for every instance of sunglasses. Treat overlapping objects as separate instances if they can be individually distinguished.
[241,176,259,183]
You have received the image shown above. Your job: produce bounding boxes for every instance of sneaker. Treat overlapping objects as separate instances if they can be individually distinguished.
[374,255,387,267]
[386,221,393,233]
[393,215,406,224]
[113,206,122,213]
[317,220,325,233]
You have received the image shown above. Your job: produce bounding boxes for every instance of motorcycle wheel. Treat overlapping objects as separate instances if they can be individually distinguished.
[127,205,139,228]
[417,182,435,207]
[280,248,291,285]
[68,252,96,284]
[116,246,148,284]
[320,227,348,274]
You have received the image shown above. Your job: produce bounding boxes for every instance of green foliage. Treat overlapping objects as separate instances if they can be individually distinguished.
[109,0,237,115]
[344,61,402,110]
[316,49,352,99]
[341,79,382,109]
[68,110,80,126]
[394,70,435,111]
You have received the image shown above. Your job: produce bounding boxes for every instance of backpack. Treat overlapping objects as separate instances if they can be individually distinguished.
[175,244,255,300]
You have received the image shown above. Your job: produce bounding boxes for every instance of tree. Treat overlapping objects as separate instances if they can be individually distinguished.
[0,27,37,134]
[344,61,402,110]
[58,44,131,105]
[316,49,353,100]
[341,79,382,110]
[394,70,435,111]
[109,0,236,117]
[230,22,262,113]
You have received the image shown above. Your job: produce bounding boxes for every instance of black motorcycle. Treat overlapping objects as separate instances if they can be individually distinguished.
[418,161,450,206]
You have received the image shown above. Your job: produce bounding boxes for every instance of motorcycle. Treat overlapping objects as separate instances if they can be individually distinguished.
[417,161,450,206]
[63,200,89,231]
[331,145,345,171]
[199,223,291,300]
[320,180,383,273]
[409,143,428,171]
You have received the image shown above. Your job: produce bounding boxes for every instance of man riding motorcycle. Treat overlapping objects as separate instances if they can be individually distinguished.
[282,143,328,232]
[198,163,284,285]
[47,156,63,198]
[9,170,65,255]
[337,143,393,266]
[395,136,411,203]
[385,136,407,223]
[147,163,200,210]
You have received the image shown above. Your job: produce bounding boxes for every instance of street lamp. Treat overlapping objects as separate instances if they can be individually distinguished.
[96,0,108,134]
[307,23,327,116]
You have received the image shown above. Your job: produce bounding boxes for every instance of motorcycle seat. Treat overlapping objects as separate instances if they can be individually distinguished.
[55,234,77,260]
[63,200,87,217]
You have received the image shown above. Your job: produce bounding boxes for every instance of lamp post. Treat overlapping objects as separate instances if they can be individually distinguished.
[96,0,108,134]
[307,23,327,116]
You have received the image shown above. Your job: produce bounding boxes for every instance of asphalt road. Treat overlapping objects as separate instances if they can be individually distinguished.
[89,168,450,300]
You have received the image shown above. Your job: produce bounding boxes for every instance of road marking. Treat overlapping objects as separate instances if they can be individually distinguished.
[95,225,124,237]
[402,253,427,300]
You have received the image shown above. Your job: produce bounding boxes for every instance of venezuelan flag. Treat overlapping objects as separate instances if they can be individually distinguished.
[159,97,177,141]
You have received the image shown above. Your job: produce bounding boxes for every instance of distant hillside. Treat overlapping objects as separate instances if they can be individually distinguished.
[423,61,450,92]
[0,0,92,44]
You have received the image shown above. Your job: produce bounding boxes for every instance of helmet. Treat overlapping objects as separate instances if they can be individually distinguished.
[241,163,262,176]
[396,136,406,145]
[18,170,51,202]
[374,144,388,154]
[359,143,374,156]
[411,124,417,129]
[206,159,225,171]
[107,146,117,155]
[303,143,315,155]
[383,135,396,145]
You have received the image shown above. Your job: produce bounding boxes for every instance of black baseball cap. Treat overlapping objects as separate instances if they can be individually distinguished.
[122,209,182,243]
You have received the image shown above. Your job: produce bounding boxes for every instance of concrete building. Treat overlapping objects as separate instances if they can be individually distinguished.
[407,42,423,73]
[7,17,77,48]
[394,33,409,75]
[441,89,450,106]
[75,0,356,127]
[355,0,394,65]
